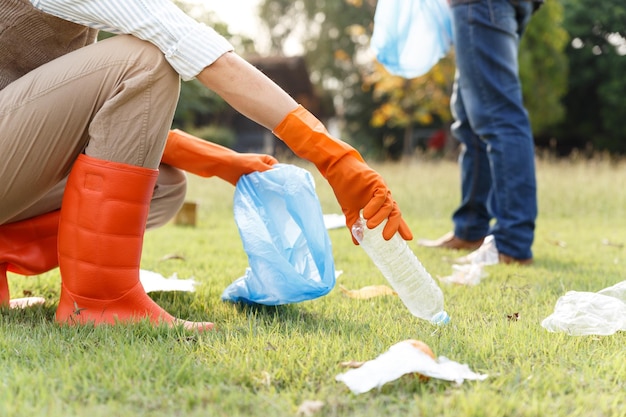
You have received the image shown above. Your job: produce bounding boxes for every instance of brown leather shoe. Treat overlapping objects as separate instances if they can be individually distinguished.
[498,254,533,265]
[418,232,485,251]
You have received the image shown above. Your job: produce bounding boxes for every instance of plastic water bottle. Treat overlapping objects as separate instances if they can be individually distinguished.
[352,217,450,325]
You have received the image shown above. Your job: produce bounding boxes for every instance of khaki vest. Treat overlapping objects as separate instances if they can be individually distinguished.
[0,0,97,91]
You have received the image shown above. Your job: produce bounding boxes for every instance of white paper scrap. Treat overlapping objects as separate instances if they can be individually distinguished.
[139,270,197,293]
[335,340,488,394]
[9,297,46,309]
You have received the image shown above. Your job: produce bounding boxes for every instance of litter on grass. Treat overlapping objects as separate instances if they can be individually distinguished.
[437,235,497,286]
[9,297,46,309]
[335,340,488,394]
[296,400,325,416]
[541,280,626,336]
[139,270,197,293]
[338,284,397,299]
[439,263,488,286]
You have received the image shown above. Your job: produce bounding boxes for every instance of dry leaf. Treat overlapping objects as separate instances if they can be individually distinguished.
[339,284,397,299]
[253,371,271,388]
[339,360,366,369]
[601,239,624,248]
[160,253,186,261]
[507,312,520,321]
[296,400,325,416]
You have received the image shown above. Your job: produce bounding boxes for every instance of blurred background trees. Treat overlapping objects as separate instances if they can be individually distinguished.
[173,0,626,158]
[555,0,626,154]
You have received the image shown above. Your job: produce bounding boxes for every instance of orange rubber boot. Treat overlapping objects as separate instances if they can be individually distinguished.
[272,105,413,242]
[0,210,60,306]
[162,129,277,185]
[55,154,214,331]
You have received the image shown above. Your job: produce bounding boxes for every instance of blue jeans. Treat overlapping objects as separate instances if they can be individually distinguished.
[449,0,537,260]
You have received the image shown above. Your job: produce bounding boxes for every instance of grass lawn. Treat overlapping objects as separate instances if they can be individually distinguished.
[2,156,625,417]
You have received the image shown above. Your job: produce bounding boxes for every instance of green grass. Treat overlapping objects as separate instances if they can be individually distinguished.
[2,156,625,417]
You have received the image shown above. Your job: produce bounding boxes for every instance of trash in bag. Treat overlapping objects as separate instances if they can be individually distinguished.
[221,164,336,305]
[371,0,452,78]
[541,280,626,336]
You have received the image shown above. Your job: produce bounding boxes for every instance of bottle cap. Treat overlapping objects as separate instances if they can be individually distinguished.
[431,311,450,326]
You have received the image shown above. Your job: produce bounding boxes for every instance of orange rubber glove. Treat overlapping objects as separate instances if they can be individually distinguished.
[272,105,413,243]
[162,129,278,185]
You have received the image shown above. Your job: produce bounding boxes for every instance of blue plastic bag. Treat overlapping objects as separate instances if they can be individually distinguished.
[371,0,453,78]
[221,164,336,305]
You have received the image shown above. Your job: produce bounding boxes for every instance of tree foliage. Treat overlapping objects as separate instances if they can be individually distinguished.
[258,0,377,126]
[170,1,256,131]
[258,0,456,158]
[555,0,626,153]
[171,0,623,155]
[258,0,574,158]
[362,56,455,157]
[519,0,569,135]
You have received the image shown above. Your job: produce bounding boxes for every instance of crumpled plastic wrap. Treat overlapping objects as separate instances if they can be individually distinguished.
[541,280,626,336]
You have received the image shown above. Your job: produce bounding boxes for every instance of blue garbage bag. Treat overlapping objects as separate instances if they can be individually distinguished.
[221,164,336,305]
[371,0,453,78]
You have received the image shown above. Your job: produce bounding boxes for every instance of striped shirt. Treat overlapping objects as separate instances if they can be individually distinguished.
[29,0,234,81]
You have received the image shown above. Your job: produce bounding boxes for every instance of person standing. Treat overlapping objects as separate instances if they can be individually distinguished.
[420,0,542,265]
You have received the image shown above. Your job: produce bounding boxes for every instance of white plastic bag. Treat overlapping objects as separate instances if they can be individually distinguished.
[541,281,626,336]
[371,0,452,78]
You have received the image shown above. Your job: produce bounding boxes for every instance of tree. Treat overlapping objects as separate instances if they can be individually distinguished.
[556,0,626,153]
[258,0,572,158]
[171,1,257,132]
[518,0,569,136]
[258,0,455,158]
[258,0,379,124]
[362,56,455,158]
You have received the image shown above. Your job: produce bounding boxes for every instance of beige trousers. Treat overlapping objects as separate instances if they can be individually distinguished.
[0,35,186,228]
